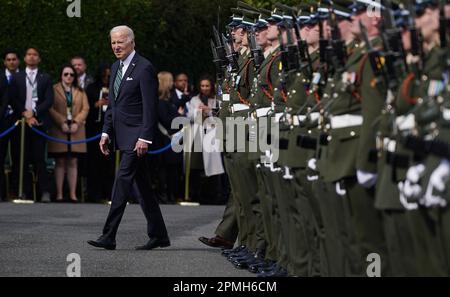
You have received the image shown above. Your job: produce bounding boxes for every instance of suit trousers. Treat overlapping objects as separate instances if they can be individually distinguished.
[23,126,50,197]
[0,117,20,198]
[102,150,168,241]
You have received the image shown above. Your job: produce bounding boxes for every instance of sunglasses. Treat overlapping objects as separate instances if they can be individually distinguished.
[63,72,75,77]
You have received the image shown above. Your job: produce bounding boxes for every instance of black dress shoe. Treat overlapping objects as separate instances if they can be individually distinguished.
[249,260,275,274]
[229,248,257,262]
[87,238,116,250]
[222,245,245,257]
[233,250,265,269]
[257,265,288,278]
[135,237,171,250]
[228,249,252,261]
[227,247,250,258]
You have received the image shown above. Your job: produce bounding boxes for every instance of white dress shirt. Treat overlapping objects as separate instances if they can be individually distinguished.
[5,69,16,82]
[120,50,136,79]
[25,67,38,113]
[78,73,86,89]
[175,88,183,100]
[4,69,17,116]
[102,50,152,145]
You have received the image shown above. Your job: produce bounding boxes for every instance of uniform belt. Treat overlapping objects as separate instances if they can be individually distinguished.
[273,113,284,123]
[428,139,450,160]
[292,115,306,126]
[404,135,431,154]
[279,138,289,150]
[290,113,320,126]
[319,133,330,146]
[308,112,320,123]
[297,135,317,150]
[256,107,272,118]
[231,103,250,113]
[330,114,363,129]
[385,151,410,169]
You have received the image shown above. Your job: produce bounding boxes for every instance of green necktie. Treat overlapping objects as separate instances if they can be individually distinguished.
[114,62,124,100]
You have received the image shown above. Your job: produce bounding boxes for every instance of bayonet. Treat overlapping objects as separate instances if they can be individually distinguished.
[222,33,239,72]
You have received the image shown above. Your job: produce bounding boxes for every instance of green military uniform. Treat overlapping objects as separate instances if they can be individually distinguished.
[373,58,419,277]
[283,48,323,277]
[315,34,390,276]
[312,40,362,277]
[247,45,282,265]
[398,45,449,276]
[225,47,264,253]
[274,49,323,277]
[214,50,247,246]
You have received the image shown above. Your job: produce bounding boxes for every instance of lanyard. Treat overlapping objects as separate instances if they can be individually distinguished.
[63,85,73,121]
[26,73,37,89]
[27,72,38,98]
[64,90,73,108]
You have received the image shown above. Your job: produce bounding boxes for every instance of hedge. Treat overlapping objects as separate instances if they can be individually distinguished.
[0,0,300,85]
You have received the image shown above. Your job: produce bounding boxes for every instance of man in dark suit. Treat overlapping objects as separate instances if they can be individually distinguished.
[169,73,192,110]
[0,65,7,119]
[88,25,169,251]
[0,75,7,198]
[71,56,94,90]
[9,47,53,202]
[0,50,21,201]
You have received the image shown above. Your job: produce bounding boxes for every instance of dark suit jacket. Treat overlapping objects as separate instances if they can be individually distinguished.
[0,71,8,122]
[103,52,159,151]
[81,74,94,90]
[157,99,184,164]
[9,70,54,128]
[169,88,191,109]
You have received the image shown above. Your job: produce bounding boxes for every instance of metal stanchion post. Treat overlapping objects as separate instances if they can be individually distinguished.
[184,150,191,201]
[18,118,25,200]
[12,119,33,204]
[180,125,198,206]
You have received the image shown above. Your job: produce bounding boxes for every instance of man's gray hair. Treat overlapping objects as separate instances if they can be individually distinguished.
[110,25,135,42]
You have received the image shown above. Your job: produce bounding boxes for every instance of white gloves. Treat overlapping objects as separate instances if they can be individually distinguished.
[398,164,425,210]
[423,160,449,208]
[357,170,378,188]
[307,158,319,181]
[335,181,347,196]
[283,166,294,180]
[398,183,420,211]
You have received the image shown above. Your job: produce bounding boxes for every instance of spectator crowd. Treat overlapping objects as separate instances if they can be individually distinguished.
[0,48,228,205]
